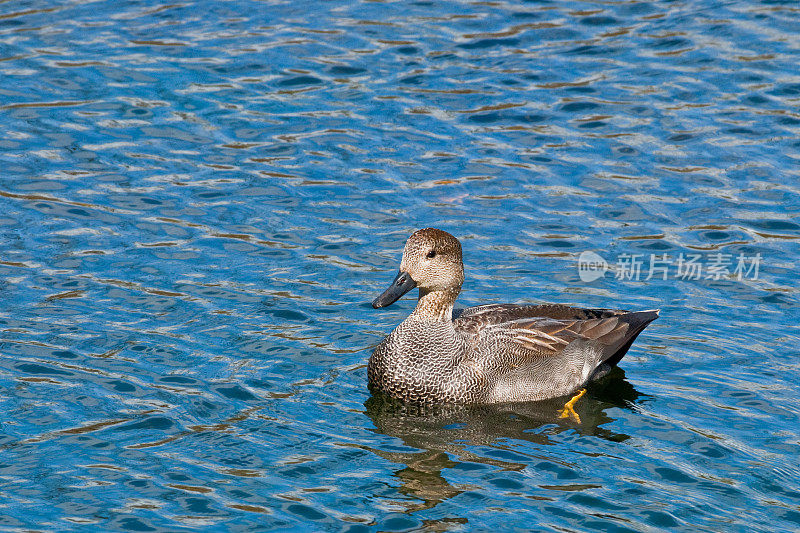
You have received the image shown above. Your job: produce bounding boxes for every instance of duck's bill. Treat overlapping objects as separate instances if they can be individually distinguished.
[372,271,417,308]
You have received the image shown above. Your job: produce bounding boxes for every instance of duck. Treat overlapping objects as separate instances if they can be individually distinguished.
[369,228,658,407]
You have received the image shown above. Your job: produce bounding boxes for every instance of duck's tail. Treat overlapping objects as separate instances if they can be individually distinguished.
[602,309,659,369]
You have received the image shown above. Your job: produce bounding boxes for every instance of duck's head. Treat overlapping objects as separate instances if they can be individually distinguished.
[372,228,464,309]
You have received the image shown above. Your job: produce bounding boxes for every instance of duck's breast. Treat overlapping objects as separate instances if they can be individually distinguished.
[368,319,474,403]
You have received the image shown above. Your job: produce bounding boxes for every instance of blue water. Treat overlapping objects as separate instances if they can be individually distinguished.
[1,0,799,530]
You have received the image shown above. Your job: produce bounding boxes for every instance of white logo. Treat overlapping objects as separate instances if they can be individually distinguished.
[578,251,608,282]
[576,251,763,282]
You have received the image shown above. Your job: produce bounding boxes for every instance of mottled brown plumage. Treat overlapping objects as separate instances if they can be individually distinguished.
[369,228,659,404]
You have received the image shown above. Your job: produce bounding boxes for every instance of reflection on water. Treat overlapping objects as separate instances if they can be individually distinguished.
[1,0,799,530]
[365,370,639,512]
[367,369,640,448]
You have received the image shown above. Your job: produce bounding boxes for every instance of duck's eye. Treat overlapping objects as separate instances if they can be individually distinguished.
[426,250,436,259]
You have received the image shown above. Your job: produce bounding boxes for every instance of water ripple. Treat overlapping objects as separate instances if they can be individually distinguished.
[0,0,798,531]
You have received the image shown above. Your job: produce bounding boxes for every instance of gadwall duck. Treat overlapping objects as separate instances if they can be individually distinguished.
[369,228,658,405]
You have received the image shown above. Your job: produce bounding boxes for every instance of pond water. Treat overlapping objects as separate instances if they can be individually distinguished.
[1,0,799,531]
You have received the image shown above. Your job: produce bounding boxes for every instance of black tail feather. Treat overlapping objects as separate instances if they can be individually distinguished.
[603,309,659,368]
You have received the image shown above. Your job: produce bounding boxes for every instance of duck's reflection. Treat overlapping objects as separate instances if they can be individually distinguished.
[363,368,641,512]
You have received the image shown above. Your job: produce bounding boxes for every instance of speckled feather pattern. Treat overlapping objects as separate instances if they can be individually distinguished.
[369,229,658,405]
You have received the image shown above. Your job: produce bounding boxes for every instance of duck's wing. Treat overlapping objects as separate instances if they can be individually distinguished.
[454,303,631,326]
[454,304,658,367]
[454,304,658,401]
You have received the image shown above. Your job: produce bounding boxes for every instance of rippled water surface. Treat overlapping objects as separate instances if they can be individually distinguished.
[1,0,799,530]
